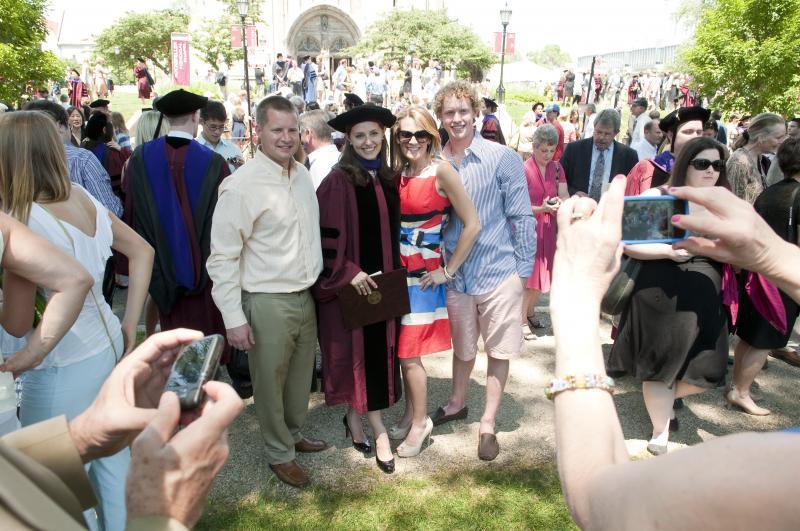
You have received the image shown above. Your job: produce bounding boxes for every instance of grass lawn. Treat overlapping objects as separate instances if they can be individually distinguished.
[196,463,576,530]
[106,87,146,124]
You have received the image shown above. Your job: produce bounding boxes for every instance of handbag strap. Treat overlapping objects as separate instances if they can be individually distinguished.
[37,204,120,361]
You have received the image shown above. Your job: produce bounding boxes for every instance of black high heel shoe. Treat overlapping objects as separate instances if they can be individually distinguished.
[343,415,372,454]
[375,454,395,473]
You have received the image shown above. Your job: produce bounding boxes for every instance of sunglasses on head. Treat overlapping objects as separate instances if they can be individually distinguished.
[397,129,432,142]
[688,158,725,172]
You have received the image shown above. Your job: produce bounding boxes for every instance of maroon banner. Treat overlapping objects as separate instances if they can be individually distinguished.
[493,32,516,55]
[231,25,258,48]
[171,33,191,86]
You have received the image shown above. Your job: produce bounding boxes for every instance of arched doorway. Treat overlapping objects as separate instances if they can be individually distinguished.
[286,5,361,90]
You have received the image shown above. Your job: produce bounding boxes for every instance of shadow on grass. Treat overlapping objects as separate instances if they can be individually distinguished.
[197,462,576,530]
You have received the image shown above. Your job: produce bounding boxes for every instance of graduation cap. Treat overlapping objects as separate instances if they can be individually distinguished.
[85,112,109,140]
[482,97,498,110]
[153,89,208,117]
[89,99,110,109]
[343,93,364,107]
[659,106,711,134]
[328,104,396,133]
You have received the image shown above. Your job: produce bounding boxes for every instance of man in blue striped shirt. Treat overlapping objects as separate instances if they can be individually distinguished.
[431,81,536,461]
[23,100,123,217]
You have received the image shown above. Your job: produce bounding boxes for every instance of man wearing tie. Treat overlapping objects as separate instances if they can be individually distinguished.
[560,109,639,199]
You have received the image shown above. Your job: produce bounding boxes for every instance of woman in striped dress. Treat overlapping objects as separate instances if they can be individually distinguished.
[389,106,480,457]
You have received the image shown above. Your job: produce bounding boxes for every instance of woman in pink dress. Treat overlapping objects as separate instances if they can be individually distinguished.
[522,124,568,339]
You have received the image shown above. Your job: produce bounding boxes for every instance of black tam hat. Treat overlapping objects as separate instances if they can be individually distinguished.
[482,97,498,111]
[85,112,109,141]
[328,104,396,133]
[659,106,711,135]
[154,89,208,117]
[343,93,364,107]
[89,99,110,109]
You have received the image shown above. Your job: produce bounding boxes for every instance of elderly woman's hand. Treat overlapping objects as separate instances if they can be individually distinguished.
[550,176,626,315]
[670,185,782,272]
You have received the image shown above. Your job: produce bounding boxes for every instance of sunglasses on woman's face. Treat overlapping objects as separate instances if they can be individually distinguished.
[397,130,432,142]
[689,158,725,172]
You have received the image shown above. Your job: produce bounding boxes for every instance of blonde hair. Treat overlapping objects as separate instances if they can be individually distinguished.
[0,111,71,222]
[135,111,169,146]
[433,80,480,117]
[391,106,442,172]
[733,112,786,151]
[111,111,128,134]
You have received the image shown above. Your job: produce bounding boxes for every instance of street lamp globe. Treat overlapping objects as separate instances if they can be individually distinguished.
[500,6,512,26]
[236,0,249,18]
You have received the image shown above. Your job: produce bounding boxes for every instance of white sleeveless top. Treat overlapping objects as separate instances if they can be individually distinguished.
[24,185,122,368]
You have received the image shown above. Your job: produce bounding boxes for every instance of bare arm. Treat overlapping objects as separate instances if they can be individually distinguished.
[436,163,480,276]
[551,177,800,529]
[0,213,92,374]
[622,243,690,261]
[109,212,154,356]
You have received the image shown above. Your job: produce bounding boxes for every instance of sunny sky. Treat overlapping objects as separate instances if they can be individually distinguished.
[47,0,693,60]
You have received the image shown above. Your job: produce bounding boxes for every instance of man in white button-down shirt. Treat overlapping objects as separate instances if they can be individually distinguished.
[299,109,341,189]
[207,96,325,489]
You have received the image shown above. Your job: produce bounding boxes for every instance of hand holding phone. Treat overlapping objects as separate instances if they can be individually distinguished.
[163,334,224,410]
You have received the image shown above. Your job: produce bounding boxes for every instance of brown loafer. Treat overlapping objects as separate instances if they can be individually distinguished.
[770,348,800,368]
[430,405,468,427]
[295,437,329,453]
[478,433,500,461]
[269,460,310,488]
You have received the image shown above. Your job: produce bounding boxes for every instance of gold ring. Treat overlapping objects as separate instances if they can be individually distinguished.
[571,212,587,221]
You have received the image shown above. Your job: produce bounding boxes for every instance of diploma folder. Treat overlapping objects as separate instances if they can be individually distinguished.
[337,269,411,330]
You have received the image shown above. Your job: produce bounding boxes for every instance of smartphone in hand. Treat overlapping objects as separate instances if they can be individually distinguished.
[622,195,689,244]
[163,334,224,410]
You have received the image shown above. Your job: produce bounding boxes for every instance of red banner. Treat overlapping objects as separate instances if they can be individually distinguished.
[231,25,258,48]
[493,32,516,55]
[171,33,191,85]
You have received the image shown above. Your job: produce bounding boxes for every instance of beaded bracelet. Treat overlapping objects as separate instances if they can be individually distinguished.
[443,265,455,281]
[544,374,615,400]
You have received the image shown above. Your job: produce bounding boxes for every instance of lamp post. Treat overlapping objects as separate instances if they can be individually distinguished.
[236,0,254,156]
[497,5,512,104]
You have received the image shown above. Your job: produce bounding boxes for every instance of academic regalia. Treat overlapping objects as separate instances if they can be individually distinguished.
[312,167,402,413]
[481,114,506,145]
[134,65,151,99]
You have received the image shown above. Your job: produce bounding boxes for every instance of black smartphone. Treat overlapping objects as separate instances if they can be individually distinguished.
[163,334,224,410]
[622,196,689,244]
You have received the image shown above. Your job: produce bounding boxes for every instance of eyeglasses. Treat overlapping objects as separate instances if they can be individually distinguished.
[397,130,433,142]
[203,123,225,132]
[688,158,725,172]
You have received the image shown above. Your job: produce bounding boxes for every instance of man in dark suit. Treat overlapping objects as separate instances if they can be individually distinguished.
[561,108,639,199]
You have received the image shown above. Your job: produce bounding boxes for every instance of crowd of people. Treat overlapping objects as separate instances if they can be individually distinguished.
[0,53,798,529]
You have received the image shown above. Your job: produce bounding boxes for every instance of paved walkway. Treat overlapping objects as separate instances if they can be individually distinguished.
[202,305,800,503]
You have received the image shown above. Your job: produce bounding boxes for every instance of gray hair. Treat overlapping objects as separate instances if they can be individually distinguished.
[594,108,621,132]
[585,103,596,114]
[299,109,333,142]
[532,124,559,147]
[289,95,305,114]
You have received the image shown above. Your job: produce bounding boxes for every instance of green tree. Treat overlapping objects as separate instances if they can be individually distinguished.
[193,18,243,69]
[345,9,494,80]
[526,45,571,68]
[94,10,190,81]
[681,0,800,115]
[0,0,65,105]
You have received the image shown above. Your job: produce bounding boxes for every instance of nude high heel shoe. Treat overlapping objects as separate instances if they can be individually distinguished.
[397,417,433,458]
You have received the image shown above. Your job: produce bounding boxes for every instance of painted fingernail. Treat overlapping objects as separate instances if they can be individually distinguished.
[669,187,678,192]
[671,215,681,222]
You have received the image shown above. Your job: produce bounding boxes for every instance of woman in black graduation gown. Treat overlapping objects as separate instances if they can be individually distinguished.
[312,105,402,473]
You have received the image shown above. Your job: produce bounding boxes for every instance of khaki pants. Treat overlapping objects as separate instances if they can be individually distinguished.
[243,290,316,464]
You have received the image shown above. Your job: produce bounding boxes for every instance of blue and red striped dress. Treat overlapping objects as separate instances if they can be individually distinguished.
[398,163,452,359]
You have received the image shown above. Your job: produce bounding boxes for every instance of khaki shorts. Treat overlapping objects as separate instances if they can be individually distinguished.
[446,274,524,361]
